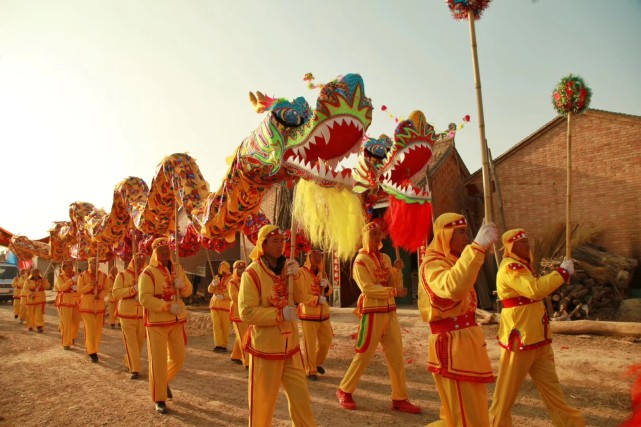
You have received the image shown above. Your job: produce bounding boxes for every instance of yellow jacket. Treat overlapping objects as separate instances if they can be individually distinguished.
[228,274,242,322]
[208,273,232,311]
[22,278,50,305]
[239,258,310,359]
[78,270,108,314]
[418,242,494,383]
[297,266,332,321]
[113,268,143,319]
[353,249,402,315]
[139,263,192,327]
[496,256,567,351]
[12,276,24,298]
[54,271,79,307]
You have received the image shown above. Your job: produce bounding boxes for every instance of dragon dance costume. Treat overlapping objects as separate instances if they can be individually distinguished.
[209,261,232,351]
[229,260,249,367]
[113,260,145,377]
[77,261,108,359]
[54,267,81,348]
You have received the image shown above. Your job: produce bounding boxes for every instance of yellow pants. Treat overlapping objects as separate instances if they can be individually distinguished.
[59,306,81,347]
[489,344,585,427]
[248,352,316,427]
[19,297,27,321]
[210,309,230,348]
[120,317,145,373]
[25,303,45,329]
[108,301,120,326]
[428,375,490,427]
[339,311,408,400]
[146,323,186,402]
[81,312,105,354]
[301,319,333,376]
[13,297,21,316]
[231,321,249,367]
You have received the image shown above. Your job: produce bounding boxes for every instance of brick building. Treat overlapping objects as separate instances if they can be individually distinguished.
[466,109,641,287]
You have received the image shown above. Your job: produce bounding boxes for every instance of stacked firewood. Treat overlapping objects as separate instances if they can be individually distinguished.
[540,244,638,321]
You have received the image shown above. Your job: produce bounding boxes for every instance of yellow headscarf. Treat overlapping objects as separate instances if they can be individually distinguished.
[218,261,231,275]
[249,225,281,261]
[426,213,467,263]
[303,249,325,276]
[361,221,383,251]
[501,228,528,259]
[149,237,172,268]
[233,260,246,270]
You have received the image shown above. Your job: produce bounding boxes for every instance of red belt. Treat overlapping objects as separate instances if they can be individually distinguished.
[429,312,477,334]
[154,293,177,302]
[122,295,136,300]
[501,296,539,308]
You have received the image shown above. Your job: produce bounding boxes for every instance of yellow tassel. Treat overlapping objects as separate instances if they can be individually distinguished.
[293,180,365,261]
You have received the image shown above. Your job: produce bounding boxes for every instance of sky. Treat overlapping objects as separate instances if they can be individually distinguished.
[1,0,640,239]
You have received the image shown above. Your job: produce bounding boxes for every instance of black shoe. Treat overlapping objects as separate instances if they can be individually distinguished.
[130,372,140,380]
[308,375,319,381]
[110,324,115,329]
[213,346,227,353]
[231,358,243,365]
[167,386,173,400]
[317,366,326,375]
[14,314,18,319]
[63,346,71,350]
[37,326,43,333]
[155,401,168,414]
[89,353,99,363]
[117,324,121,328]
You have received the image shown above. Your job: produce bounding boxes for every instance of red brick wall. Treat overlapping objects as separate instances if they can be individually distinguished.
[430,147,469,218]
[467,110,641,259]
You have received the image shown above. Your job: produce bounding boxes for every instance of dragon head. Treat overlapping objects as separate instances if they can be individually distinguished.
[354,110,439,204]
[241,73,372,187]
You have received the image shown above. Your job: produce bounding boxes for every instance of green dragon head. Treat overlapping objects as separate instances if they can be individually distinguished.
[354,110,447,204]
[239,73,372,187]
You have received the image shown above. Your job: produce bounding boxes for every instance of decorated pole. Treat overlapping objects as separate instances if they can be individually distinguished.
[447,0,493,223]
[551,74,592,259]
[131,228,138,279]
[288,186,297,308]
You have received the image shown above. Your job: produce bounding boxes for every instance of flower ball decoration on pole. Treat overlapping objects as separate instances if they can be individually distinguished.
[552,74,592,260]
[446,0,495,234]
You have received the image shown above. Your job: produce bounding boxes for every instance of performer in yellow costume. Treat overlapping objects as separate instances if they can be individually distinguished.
[22,268,50,332]
[139,237,193,414]
[54,261,81,350]
[298,249,333,380]
[229,260,249,367]
[78,257,108,363]
[418,213,498,427]
[11,268,26,320]
[113,255,147,380]
[107,265,121,329]
[336,221,421,415]
[16,268,30,323]
[239,224,317,427]
[489,229,585,427]
[209,261,232,352]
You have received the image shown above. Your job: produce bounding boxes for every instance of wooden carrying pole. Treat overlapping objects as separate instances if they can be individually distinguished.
[288,199,296,308]
[131,229,138,279]
[566,112,573,260]
[468,10,493,224]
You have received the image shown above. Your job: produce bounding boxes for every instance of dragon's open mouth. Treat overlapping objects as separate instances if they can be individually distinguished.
[284,115,364,187]
[380,142,433,199]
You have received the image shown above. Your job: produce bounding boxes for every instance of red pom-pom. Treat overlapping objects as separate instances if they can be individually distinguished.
[384,196,432,252]
[381,105,388,111]
[463,114,471,122]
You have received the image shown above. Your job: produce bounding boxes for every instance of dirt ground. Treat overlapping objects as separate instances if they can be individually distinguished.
[0,298,638,427]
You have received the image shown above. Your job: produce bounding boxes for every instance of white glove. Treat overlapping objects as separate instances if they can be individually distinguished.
[71,276,78,283]
[282,306,298,322]
[560,259,575,275]
[169,303,182,315]
[473,222,499,249]
[320,279,329,289]
[71,285,78,291]
[285,260,300,277]
[174,278,185,289]
[133,284,138,293]
[210,279,220,287]
[216,294,224,300]
[318,295,327,305]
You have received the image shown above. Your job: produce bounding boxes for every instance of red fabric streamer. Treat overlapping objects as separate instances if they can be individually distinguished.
[384,196,432,252]
[620,364,641,427]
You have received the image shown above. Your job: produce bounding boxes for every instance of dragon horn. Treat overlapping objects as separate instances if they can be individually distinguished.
[248,92,265,113]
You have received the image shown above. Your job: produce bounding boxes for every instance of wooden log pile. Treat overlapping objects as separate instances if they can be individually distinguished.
[540,245,638,321]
